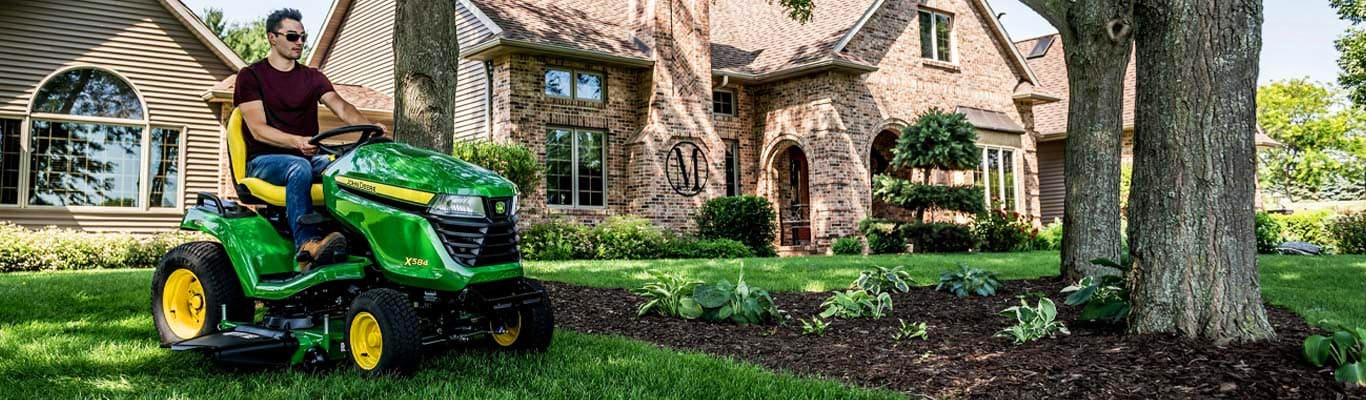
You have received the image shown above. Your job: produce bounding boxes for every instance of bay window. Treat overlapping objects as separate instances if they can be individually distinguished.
[974,146,1018,211]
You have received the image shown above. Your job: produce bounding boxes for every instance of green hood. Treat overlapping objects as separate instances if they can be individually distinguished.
[325,142,518,200]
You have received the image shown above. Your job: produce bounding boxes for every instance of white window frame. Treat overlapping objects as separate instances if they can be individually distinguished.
[978,145,1022,211]
[545,127,607,209]
[712,89,736,116]
[919,9,956,64]
[1,65,185,212]
[544,68,605,102]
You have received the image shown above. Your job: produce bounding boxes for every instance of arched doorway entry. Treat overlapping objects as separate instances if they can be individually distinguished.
[869,129,907,220]
[772,143,810,246]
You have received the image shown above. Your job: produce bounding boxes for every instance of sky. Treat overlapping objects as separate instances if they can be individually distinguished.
[186,0,1354,85]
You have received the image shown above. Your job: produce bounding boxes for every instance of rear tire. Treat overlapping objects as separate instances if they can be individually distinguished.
[151,241,252,345]
[346,288,421,376]
[487,279,554,352]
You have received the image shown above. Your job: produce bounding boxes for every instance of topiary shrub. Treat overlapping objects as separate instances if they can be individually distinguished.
[859,218,904,254]
[591,215,668,260]
[0,223,208,272]
[1272,210,1337,247]
[973,209,1035,252]
[901,222,975,253]
[1329,212,1366,254]
[695,195,778,257]
[667,238,754,259]
[520,218,595,261]
[1255,211,1284,254]
[451,140,543,196]
[871,108,985,222]
[831,237,863,255]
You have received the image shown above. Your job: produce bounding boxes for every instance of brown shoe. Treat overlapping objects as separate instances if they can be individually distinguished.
[296,232,348,272]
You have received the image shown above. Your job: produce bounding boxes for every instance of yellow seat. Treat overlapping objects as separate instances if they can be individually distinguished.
[226,108,324,206]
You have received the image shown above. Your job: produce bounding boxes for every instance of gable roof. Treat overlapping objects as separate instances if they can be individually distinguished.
[158,0,247,70]
[711,0,876,75]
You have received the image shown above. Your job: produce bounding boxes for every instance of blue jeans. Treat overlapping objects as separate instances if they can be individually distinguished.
[246,154,331,249]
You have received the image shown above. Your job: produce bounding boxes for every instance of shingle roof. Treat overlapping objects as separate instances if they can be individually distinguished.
[470,0,648,59]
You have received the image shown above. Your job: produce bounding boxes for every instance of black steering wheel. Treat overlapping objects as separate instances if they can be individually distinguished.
[309,125,390,155]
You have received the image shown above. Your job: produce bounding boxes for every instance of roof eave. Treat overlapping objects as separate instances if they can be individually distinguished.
[464,37,654,68]
[714,59,879,84]
[307,0,353,68]
[1013,92,1062,105]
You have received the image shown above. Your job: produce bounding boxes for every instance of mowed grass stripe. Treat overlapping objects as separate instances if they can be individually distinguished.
[0,270,902,400]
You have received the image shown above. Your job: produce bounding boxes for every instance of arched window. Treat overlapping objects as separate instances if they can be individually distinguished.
[0,66,182,208]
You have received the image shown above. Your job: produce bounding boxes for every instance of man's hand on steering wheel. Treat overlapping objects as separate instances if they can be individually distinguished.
[309,124,386,156]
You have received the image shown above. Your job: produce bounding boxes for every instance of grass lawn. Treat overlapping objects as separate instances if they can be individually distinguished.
[1259,255,1366,327]
[0,270,900,400]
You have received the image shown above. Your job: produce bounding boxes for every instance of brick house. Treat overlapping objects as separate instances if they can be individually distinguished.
[310,0,1057,252]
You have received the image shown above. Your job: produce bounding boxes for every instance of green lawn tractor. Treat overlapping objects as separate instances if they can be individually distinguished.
[151,109,552,374]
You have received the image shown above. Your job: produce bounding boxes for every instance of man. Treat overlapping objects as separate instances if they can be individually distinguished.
[233,8,385,271]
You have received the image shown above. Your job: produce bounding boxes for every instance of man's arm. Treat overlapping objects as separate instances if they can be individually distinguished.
[239,100,317,156]
[320,91,387,135]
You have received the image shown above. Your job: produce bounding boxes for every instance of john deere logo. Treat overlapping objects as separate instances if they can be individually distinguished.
[665,141,709,197]
[494,201,506,214]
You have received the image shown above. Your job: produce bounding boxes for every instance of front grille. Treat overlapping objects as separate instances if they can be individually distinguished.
[427,197,520,267]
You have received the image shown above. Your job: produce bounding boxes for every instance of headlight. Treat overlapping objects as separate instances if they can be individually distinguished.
[429,195,485,218]
[509,196,518,216]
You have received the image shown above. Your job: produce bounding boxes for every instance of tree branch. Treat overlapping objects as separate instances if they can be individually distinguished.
[1018,0,1070,29]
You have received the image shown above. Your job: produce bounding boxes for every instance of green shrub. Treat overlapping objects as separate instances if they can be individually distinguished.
[1255,211,1284,254]
[1031,218,1064,251]
[451,140,543,196]
[632,272,702,318]
[1302,322,1365,386]
[973,209,1035,252]
[831,236,863,255]
[871,178,986,217]
[936,264,1003,297]
[634,271,783,325]
[1330,212,1366,255]
[900,222,974,253]
[996,297,1070,344]
[591,215,668,260]
[1273,210,1337,247]
[695,195,778,257]
[0,223,209,272]
[873,108,985,221]
[520,219,595,261]
[859,218,904,254]
[819,289,893,319]
[668,238,753,259]
[850,265,914,294]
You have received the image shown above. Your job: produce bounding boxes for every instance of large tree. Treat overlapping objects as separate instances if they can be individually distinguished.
[1256,79,1366,202]
[1331,0,1366,106]
[1017,0,1134,280]
[201,8,271,62]
[1126,0,1275,342]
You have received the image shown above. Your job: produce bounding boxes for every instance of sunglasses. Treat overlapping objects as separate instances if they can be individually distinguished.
[272,31,308,43]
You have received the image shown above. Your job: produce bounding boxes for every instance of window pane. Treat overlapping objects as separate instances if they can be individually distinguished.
[1002,149,1016,211]
[1,119,20,204]
[576,130,604,206]
[936,14,952,62]
[919,11,934,59]
[29,120,142,207]
[545,129,573,205]
[713,91,735,115]
[545,69,572,98]
[725,140,738,196]
[984,148,999,209]
[32,68,143,120]
[576,73,603,101]
[972,146,984,196]
[149,128,180,208]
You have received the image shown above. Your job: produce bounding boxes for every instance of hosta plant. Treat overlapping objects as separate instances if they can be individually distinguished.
[819,289,893,319]
[800,317,830,336]
[892,319,928,342]
[1060,257,1132,324]
[850,265,915,294]
[691,272,784,325]
[995,297,1069,344]
[632,273,703,318]
[1303,322,1366,387]
[936,264,1002,297]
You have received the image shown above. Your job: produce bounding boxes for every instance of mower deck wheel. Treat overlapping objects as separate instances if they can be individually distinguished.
[487,279,554,352]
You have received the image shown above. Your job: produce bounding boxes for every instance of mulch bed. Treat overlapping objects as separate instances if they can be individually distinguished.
[545,279,1363,399]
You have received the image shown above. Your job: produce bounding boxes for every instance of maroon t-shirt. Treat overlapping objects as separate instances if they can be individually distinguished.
[233,60,335,159]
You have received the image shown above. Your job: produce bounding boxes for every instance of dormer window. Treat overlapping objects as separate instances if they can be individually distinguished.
[919,10,954,63]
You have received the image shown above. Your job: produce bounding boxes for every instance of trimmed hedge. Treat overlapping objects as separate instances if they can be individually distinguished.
[0,223,209,272]
[1255,211,1283,254]
[831,237,864,255]
[1272,210,1336,247]
[451,140,543,195]
[592,215,670,260]
[900,222,975,253]
[871,176,986,216]
[695,195,778,257]
[1330,212,1366,254]
[519,218,595,261]
[858,218,904,254]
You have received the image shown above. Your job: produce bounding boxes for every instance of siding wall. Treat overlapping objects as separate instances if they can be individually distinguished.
[319,0,494,140]
[1037,139,1065,223]
[0,0,236,233]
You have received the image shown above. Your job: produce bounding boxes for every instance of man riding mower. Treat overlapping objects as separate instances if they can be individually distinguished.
[151,111,553,374]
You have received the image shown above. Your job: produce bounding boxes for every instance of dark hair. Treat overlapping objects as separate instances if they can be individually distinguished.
[266,8,303,33]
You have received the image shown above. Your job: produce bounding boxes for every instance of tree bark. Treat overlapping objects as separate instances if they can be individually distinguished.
[1019,0,1133,280]
[393,0,459,153]
[1127,0,1275,343]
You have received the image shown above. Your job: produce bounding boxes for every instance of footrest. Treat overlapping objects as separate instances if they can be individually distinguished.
[171,326,298,367]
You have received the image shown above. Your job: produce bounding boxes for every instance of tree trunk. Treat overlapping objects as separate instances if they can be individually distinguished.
[1127,0,1275,343]
[1019,0,1133,281]
[392,0,459,153]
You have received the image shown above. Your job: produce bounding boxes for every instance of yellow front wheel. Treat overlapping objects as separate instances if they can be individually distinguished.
[346,288,420,375]
[151,242,251,345]
[486,279,554,352]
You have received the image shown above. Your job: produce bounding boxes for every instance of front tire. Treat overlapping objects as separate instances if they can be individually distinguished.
[487,279,554,352]
[151,241,252,345]
[346,288,421,375]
